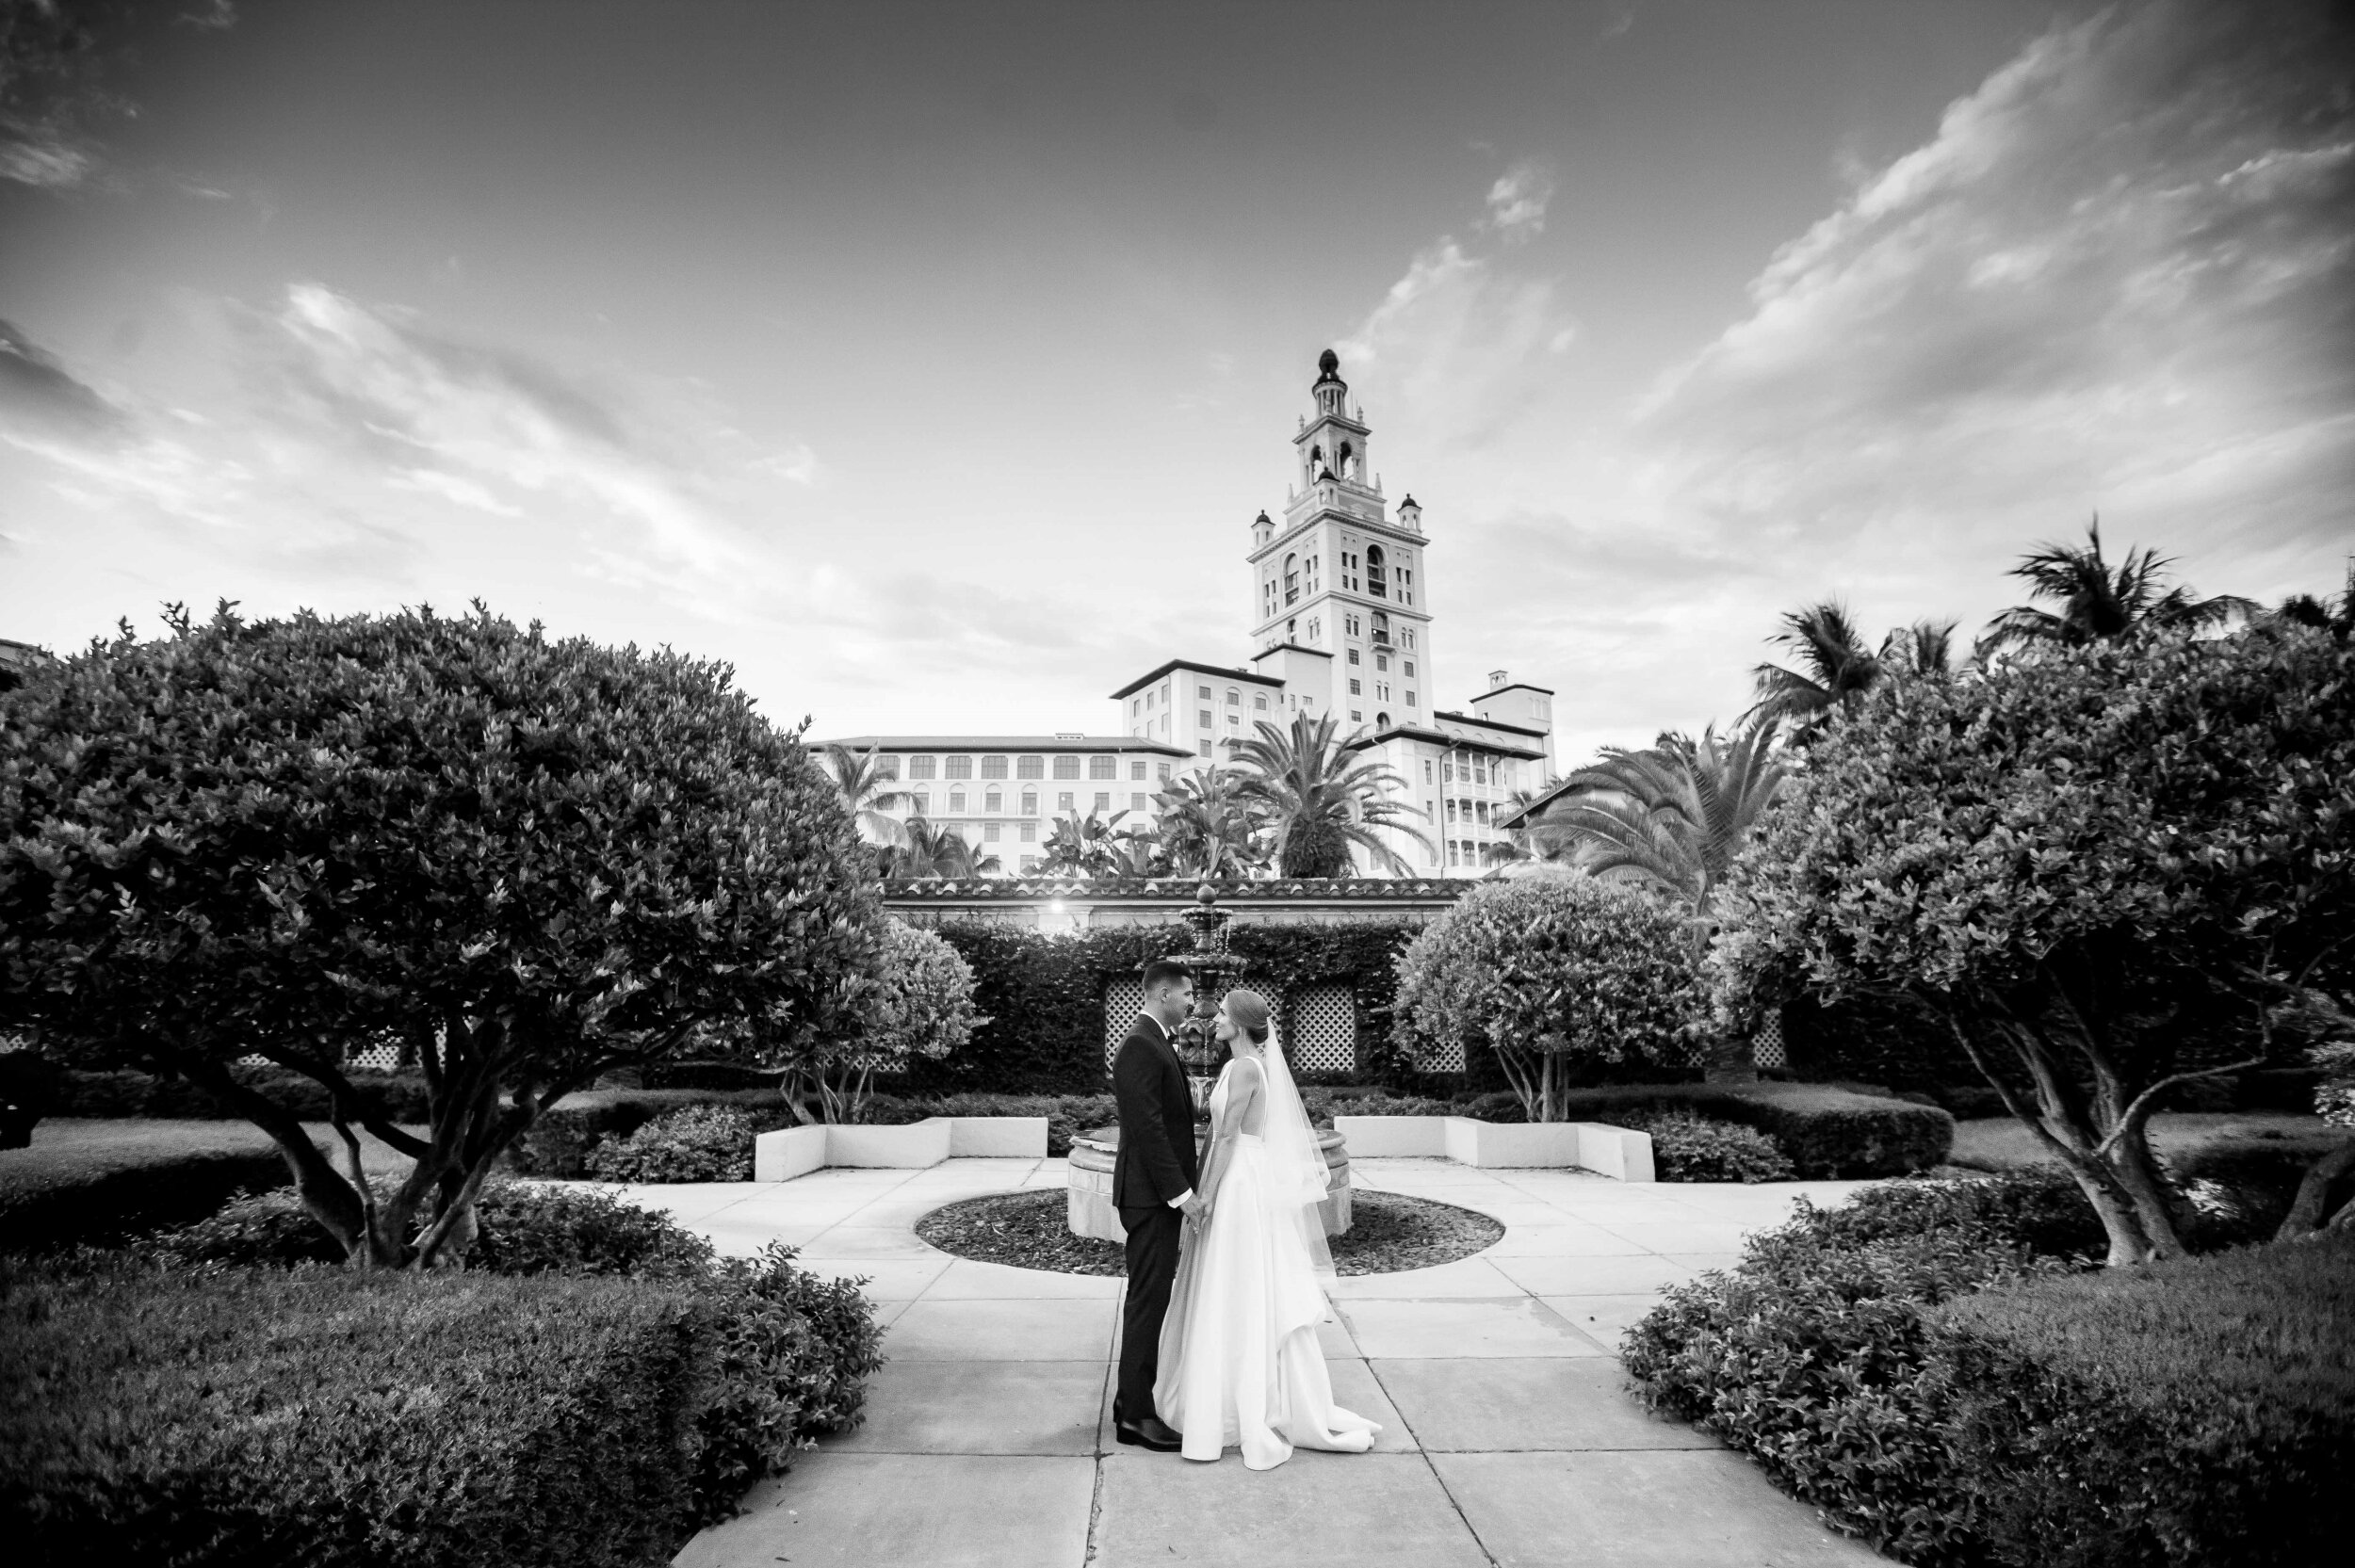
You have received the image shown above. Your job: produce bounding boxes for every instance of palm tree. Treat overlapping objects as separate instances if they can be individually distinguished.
[880,817,998,879]
[1230,710,1432,878]
[1745,600,1882,735]
[1150,767,1267,880]
[821,743,912,849]
[1535,720,1787,921]
[1977,518,2256,659]
[1878,618,1957,678]
[1039,810,1129,877]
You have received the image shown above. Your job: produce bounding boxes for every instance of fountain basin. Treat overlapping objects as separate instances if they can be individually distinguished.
[1065,1124,1352,1240]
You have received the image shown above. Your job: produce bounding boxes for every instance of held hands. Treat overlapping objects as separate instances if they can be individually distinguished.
[1181,1190,1212,1229]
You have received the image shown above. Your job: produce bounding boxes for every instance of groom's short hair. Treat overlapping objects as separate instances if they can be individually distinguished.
[1142,959,1193,995]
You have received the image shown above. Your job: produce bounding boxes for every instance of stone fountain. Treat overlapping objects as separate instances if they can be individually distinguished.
[1065,882,1353,1241]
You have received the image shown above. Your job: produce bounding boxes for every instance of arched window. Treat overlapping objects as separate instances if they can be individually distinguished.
[1308,445,1324,477]
[1283,553,1299,604]
[1372,610,1390,644]
[1339,442,1355,478]
[1376,711,1389,728]
[1365,544,1387,598]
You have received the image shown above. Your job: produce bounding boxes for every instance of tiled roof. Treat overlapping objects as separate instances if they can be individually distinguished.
[1108,658,1286,701]
[813,736,1191,754]
[879,876,1470,901]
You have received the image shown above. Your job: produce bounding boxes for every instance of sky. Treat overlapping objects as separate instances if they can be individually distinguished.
[2,0,2349,768]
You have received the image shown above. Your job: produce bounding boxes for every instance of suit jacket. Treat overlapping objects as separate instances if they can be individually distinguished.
[1112,1013,1200,1210]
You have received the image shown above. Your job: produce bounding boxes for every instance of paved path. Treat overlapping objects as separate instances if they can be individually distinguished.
[638,1158,1892,1568]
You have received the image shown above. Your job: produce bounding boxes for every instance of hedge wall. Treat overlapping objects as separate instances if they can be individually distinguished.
[0,1121,310,1254]
[896,919,1435,1094]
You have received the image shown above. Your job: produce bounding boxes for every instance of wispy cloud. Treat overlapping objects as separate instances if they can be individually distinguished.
[0,319,126,434]
[1483,162,1553,242]
[1636,0,2354,577]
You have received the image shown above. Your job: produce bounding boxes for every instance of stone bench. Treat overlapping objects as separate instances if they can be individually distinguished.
[1331,1115,1654,1181]
[753,1116,1048,1180]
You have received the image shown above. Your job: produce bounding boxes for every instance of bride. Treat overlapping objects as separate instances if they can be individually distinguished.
[1152,987,1380,1469]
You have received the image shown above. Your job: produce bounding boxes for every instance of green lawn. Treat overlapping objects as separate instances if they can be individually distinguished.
[1948,1110,2335,1171]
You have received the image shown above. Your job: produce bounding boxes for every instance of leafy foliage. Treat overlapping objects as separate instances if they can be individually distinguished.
[584,1104,758,1183]
[0,1121,301,1253]
[1612,1108,1795,1182]
[1976,519,2257,659]
[1149,767,1269,879]
[820,742,912,849]
[0,604,882,1267]
[1713,623,2355,1263]
[877,815,999,878]
[1394,879,1708,1121]
[772,917,983,1123]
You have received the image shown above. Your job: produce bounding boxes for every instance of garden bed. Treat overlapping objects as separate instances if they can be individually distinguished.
[914,1188,1503,1276]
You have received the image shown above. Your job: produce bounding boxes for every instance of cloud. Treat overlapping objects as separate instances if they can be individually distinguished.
[1636,0,2355,581]
[1483,162,1553,241]
[0,132,99,189]
[0,320,125,434]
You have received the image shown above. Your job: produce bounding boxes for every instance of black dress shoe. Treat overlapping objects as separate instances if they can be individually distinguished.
[1115,1415,1183,1451]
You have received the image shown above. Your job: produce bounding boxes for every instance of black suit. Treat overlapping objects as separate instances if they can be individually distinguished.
[1112,1011,1200,1427]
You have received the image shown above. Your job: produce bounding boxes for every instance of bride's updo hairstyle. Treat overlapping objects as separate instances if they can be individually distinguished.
[1223,988,1271,1045]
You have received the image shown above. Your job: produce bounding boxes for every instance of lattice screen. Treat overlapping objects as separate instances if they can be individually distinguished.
[1282,984,1356,1076]
[1750,1009,1788,1071]
[1102,977,1145,1072]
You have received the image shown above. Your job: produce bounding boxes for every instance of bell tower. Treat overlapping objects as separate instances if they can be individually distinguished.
[1246,348,1436,735]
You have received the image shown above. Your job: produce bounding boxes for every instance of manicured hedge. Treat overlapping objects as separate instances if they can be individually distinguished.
[1456,1081,1953,1177]
[1936,1235,2355,1568]
[507,1089,788,1178]
[0,1120,307,1254]
[1624,1169,2352,1566]
[0,1260,712,1567]
[44,1064,433,1123]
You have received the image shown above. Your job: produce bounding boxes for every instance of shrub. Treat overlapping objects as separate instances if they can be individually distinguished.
[0,604,884,1268]
[0,1259,714,1567]
[1394,878,1707,1121]
[44,1064,435,1123]
[1435,1081,1951,1177]
[1938,1233,2355,1568]
[586,1105,758,1184]
[507,1089,788,1178]
[0,1121,308,1254]
[774,918,984,1124]
[1615,1109,1795,1183]
[147,1177,723,1281]
[1626,1168,2350,1566]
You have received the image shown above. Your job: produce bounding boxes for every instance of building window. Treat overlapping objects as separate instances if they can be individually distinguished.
[1198,740,1212,757]
[1020,854,1039,872]
[873,756,901,780]
[1158,763,1173,781]
[948,790,966,814]
[1306,617,1321,642]
[1199,709,1211,727]
[1476,801,1490,826]
[1404,660,1415,678]
[1022,790,1038,815]
[1017,755,1044,779]
[1226,712,1240,728]
[911,791,932,814]
[1366,544,1386,598]
[1446,800,1457,822]
[906,756,937,780]
[1053,755,1080,779]
[1284,553,1299,604]
[1349,678,1361,695]
[1130,792,1145,811]
[984,788,1002,813]
[1423,759,1434,783]
[1405,690,1418,707]
[1405,630,1416,650]
[1145,690,1155,710]
[1375,653,1389,672]
[1089,755,1116,780]
[983,822,1001,842]
[982,755,1008,779]
[1350,709,1363,722]
[1474,759,1487,784]
[1058,791,1075,812]
[1094,792,1112,813]
[1020,821,1037,843]
[1225,687,1239,705]
[1197,685,1211,700]
[1254,694,1268,711]
[1441,761,1454,782]
[1347,648,1360,665]
[944,756,973,779]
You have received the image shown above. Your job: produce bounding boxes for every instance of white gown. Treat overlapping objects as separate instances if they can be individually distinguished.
[1152,1059,1380,1468]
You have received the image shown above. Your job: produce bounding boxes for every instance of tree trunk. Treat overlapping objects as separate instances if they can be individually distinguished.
[2276,1139,2355,1240]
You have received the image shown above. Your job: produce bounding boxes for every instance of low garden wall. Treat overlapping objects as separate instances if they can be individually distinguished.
[754,1116,1048,1180]
[1334,1114,1655,1180]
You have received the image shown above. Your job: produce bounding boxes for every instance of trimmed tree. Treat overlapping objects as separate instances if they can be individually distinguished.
[0,604,883,1268]
[1712,623,2355,1265]
[778,918,984,1123]
[1394,878,1707,1121]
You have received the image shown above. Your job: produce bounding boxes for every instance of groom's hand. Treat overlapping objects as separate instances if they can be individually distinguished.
[1180,1191,1210,1226]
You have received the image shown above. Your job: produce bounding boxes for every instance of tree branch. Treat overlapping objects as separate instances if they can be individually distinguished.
[2092,1054,2271,1158]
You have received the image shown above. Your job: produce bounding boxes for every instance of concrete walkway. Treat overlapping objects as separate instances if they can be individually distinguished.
[638,1157,1892,1568]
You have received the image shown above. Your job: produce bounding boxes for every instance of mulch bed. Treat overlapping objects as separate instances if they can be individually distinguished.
[914,1188,1504,1276]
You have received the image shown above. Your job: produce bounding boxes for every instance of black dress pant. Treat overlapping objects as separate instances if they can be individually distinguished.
[1116,1203,1183,1426]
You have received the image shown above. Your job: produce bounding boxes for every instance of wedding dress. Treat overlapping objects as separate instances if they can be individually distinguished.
[1152,1031,1380,1469]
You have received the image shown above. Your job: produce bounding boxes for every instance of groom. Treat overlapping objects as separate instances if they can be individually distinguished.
[1111,958,1208,1452]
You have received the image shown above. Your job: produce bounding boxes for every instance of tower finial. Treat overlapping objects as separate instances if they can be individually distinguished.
[1316,348,1340,380]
